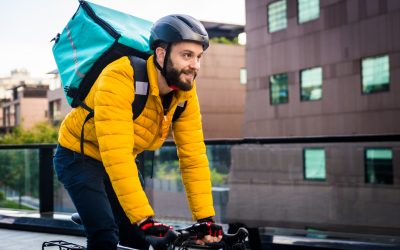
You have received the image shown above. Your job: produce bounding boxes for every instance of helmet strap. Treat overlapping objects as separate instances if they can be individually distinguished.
[154,44,179,89]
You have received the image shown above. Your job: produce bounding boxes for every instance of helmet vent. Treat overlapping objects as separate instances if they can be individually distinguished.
[176,15,203,34]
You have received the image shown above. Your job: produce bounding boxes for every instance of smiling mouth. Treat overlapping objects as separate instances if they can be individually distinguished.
[184,73,194,78]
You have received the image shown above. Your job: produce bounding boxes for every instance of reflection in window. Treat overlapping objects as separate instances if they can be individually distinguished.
[298,0,320,23]
[240,68,247,85]
[304,148,326,181]
[362,55,390,94]
[270,73,288,105]
[0,149,39,211]
[300,67,322,101]
[268,0,287,33]
[365,148,393,184]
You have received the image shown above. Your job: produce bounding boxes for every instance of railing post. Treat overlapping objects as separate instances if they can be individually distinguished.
[39,147,54,216]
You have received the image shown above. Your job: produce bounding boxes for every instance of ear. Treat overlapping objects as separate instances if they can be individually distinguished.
[155,47,166,66]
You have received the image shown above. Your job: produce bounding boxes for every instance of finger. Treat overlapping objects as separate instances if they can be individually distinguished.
[195,239,205,245]
[211,236,220,243]
[204,235,212,242]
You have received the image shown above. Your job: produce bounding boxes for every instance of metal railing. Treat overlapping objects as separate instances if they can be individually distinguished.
[0,134,399,249]
[1,134,399,217]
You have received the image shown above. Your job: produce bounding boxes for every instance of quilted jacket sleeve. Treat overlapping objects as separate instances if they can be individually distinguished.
[94,57,154,224]
[172,86,215,220]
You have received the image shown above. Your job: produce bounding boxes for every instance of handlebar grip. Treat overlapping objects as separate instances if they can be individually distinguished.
[145,230,178,250]
[221,227,248,249]
[175,227,248,250]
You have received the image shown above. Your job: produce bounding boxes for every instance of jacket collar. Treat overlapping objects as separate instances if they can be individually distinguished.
[146,55,194,102]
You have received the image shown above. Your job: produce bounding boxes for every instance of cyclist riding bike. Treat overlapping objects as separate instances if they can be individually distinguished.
[53,14,223,250]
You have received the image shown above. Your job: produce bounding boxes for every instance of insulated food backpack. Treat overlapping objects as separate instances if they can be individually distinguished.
[52,1,187,159]
[52,0,153,109]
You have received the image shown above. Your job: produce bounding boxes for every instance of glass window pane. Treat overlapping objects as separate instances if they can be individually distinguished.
[298,0,320,23]
[365,148,393,184]
[240,68,247,85]
[362,55,390,94]
[304,148,326,180]
[268,0,287,33]
[0,149,39,211]
[150,144,231,222]
[270,73,289,105]
[300,67,322,101]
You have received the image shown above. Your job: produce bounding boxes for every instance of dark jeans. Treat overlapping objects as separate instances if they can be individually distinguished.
[53,144,149,250]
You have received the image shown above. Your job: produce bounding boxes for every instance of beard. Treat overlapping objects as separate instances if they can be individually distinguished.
[165,59,197,91]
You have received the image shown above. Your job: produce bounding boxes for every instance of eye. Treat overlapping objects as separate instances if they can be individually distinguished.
[183,52,192,59]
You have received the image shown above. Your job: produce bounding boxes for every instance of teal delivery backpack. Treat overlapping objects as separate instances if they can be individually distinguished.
[52,0,153,108]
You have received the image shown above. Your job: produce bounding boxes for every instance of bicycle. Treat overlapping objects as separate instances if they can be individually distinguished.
[42,214,248,250]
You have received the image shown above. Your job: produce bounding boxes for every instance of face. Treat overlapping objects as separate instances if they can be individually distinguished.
[163,42,204,91]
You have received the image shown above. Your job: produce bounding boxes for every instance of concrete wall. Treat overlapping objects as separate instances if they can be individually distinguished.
[20,98,48,129]
[196,43,246,139]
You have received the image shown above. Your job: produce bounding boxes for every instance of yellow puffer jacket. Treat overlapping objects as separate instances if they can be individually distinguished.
[58,55,215,223]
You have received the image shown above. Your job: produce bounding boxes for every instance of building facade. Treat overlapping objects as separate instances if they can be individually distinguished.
[227,0,400,235]
[2,84,49,131]
[0,69,50,131]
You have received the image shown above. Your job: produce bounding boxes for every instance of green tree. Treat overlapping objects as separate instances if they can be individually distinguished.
[210,36,239,45]
[0,122,58,144]
[0,121,58,209]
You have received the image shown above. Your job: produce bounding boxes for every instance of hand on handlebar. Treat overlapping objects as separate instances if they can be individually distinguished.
[139,217,173,237]
[139,218,248,250]
[191,217,223,245]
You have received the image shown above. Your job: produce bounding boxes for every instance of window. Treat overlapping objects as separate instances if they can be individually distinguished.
[270,73,288,105]
[300,67,322,101]
[362,55,390,94]
[268,0,287,33]
[14,104,20,125]
[49,99,62,121]
[304,148,326,181]
[365,148,393,184]
[298,0,320,24]
[240,68,247,85]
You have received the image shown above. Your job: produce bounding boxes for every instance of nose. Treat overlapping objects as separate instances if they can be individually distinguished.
[190,57,201,71]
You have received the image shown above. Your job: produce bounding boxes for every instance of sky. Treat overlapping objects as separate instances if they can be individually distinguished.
[0,0,245,78]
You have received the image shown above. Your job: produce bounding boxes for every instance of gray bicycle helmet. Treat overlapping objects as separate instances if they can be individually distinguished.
[150,14,209,89]
[150,14,209,50]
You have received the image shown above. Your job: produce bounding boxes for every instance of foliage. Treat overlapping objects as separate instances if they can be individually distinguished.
[0,199,35,210]
[155,161,228,186]
[210,168,228,186]
[0,149,39,199]
[0,122,59,144]
[210,36,239,45]
[0,123,52,208]
[155,161,180,181]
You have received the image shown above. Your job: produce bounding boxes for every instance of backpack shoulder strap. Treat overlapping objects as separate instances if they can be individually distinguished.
[129,56,149,120]
[172,101,187,122]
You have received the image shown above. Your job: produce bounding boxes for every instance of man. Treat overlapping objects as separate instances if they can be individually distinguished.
[53,14,222,250]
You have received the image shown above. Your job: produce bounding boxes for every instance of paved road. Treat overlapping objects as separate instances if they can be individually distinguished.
[0,228,86,250]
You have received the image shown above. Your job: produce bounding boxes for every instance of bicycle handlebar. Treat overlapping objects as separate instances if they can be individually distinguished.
[146,226,248,250]
[70,213,247,249]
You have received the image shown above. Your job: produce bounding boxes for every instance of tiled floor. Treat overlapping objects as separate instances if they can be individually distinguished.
[0,228,86,250]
